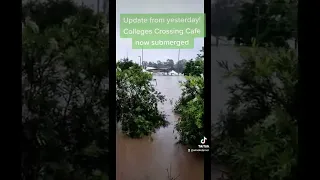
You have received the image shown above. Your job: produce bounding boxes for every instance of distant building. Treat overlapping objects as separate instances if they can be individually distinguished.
[168,70,178,76]
[142,69,153,74]
[146,67,157,71]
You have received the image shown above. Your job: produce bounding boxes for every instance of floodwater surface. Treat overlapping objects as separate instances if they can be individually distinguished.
[116,75,204,180]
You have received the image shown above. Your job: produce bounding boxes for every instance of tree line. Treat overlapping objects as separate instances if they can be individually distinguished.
[120,56,203,75]
[142,59,186,73]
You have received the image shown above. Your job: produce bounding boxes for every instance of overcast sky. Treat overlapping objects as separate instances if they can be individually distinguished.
[116,0,204,63]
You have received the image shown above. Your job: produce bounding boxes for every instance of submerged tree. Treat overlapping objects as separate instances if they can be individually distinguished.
[175,76,204,147]
[116,61,168,138]
[175,48,204,148]
[183,59,204,77]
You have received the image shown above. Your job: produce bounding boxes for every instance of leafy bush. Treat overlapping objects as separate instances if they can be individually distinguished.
[183,58,204,76]
[212,45,298,180]
[182,47,204,76]
[21,2,109,180]
[174,73,203,114]
[175,76,204,147]
[117,59,141,71]
[174,48,204,148]
[116,61,168,138]
[174,56,204,116]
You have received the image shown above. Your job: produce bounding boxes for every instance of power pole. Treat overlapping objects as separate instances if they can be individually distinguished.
[142,47,144,63]
[138,56,141,66]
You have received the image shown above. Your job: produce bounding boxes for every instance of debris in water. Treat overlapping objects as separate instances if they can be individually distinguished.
[148,136,153,142]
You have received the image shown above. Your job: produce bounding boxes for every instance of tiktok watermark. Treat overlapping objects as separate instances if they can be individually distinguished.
[187,136,209,152]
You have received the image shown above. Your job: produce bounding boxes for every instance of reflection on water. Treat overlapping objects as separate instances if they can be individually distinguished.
[117,75,204,180]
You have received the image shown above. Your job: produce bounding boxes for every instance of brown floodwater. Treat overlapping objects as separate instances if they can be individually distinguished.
[116,75,204,180]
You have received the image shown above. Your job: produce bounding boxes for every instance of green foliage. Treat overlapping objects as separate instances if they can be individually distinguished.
[22,1,109,180]
[197,46,204,58]
[229,0,297,47]
[117,59,141,71]
[212,45,298,180]
[116,61,168,138]
[174,48,204,148]
[183,47,203,76]
[183,59,204,76]
[175,76,204,147]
